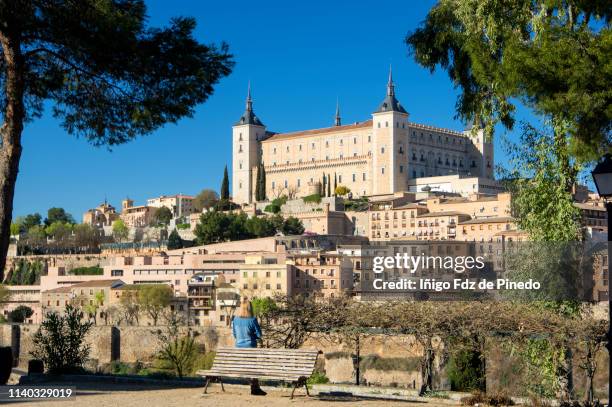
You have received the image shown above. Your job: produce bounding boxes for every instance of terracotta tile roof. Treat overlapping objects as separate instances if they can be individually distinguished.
[417,211,470,218]
[262,120,373,142]
[43,286,72,294]
[70,279,124,288]
[459,216,516,225]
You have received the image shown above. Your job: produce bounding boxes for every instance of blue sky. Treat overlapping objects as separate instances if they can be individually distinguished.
[14,0,536,220]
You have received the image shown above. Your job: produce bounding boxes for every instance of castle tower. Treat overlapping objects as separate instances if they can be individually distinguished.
[371,66,409,195]
[232,83,266,204]
[463,118,494,178]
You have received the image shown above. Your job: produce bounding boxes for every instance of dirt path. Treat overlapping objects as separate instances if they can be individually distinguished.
[5,385,457,406]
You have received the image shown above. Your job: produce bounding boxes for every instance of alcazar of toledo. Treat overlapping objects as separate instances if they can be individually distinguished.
[232,69,495,205]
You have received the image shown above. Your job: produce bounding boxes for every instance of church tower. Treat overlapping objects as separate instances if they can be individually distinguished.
[232,84,266,204]
[371,67,409,195]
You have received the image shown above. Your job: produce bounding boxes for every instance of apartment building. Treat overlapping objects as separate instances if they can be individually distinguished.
[290,252,354,298]
[147,194,195,218]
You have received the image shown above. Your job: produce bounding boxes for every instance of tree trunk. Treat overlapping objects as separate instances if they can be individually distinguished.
[419,339,434,396]
[556,345,574,401]
[0,32,25,282]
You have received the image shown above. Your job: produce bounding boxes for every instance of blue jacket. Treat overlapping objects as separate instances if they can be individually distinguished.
[232,316,262,348]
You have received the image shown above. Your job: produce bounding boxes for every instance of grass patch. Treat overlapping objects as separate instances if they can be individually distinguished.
[69,266,103,275]
[302,194,322,204]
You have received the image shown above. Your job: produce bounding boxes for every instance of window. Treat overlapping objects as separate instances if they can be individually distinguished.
[381,147,385,154]
[352,174,356,182]
[266,284,270,289]
[362,173,366,181]
[266,271,270,277]
[381,167,385,174]
[400,165,403,173]
[338,175,342,183]
[276,284,281,289]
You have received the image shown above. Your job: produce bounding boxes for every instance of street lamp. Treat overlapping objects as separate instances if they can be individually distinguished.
[591,153,612,400]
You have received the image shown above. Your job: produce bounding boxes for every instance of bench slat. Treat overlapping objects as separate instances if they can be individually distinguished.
[217,347,318,353]
[215,353,317,361]
[197,371,305,381]
[212,357,315,366]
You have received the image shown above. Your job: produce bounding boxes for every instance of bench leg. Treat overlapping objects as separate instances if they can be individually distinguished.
[203,378,211,394]
[290,381,299,400]
[305,381,310,397]
[220,378,225,392]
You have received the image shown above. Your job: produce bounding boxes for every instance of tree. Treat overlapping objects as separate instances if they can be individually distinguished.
[327,173,331,197]
[112,219,129,242]
[260,163,266,201]
[45,207,75,226]
[31,305,92,374]
[9,222,19,236]
[8,305,34,324]
[220,165,230,200]
[154,310,196,378]
[335,185,351,197]
[84,291,105,325]
[137,284,173,326]
[0,1,235,281]
[281,217,305,236]
[119,289,140,326]
[167,229,183,250]
[17,213,42,232]
[333,173,337,195]
[245,216,276,238]
[192,189,219,212]
[151,206,173,227]
[0,284,9,305]
[406,0,611,163]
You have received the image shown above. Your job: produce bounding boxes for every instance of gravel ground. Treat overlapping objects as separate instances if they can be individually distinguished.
[4,384,458,406]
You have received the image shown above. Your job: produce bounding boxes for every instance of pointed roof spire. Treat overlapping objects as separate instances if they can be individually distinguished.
[334,98,341,126]
[236,81,264,126]
[246,81,253,111]
[375,65,407,114]
[387,64,395,97]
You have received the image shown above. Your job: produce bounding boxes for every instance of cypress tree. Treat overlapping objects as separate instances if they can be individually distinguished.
[327,173,331,197]
[255,164,261,201]
[260,163,266,201]
[334,172,337,194]
[220,165,230,200]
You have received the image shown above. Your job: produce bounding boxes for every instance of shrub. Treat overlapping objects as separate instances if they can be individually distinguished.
[176,223,190,230]
[461,391,514,406]
[192,352,216,374]
[69,266,103,275]
[30,305,93,374]
[447,349,485,391]
[302,194,322,204]
[307,371,329,386]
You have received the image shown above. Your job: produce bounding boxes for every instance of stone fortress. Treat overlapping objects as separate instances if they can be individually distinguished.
[232,68,494,204]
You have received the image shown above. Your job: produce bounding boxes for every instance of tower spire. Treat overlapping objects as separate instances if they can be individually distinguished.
[387,64,395,97]
[334,98,341,126]
[246,81,253,111]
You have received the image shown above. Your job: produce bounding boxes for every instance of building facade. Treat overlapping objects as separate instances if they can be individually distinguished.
[232,70,494,204]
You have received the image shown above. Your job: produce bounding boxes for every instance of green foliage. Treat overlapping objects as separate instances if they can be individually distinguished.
[334,185,350,197]
[112,219,129,242]
[45,208,75,226]
[447,349,485,391]
[8,305,33,323]
[167,229,183,250]
[137,284,173,325]
[31,305,93,374]
[192,189,219,212]
[307,371,329,386]
[280,216,305,235]
[192,351,216,373]
[45,221,73,240]
[220,166,230,200]
[175,223,190,230]
[406,0,611,160]
[502,124,581,241]
[8,259,43,285]
[251,297,277,318]
[255,162,267,202]
[69,266,103,275]
[302,193,322,204]
[0,285,8,304]
[195,210,304,244]
[343,197,369,212]
[151,206,173,227]
[264,195,287,214]
[15,213,42,232]
[9,223,20,236]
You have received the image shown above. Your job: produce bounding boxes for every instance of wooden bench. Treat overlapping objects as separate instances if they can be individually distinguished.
[196,347,319,399]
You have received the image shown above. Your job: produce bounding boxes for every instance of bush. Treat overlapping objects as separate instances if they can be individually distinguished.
[69,266,103,275]
[307,371,329,386]
[302,194,321,204]
[447,349,485,391]
[192,352,216,374]
[461,391,514,406]
[176,223,190,230]
[30,305,93,374]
